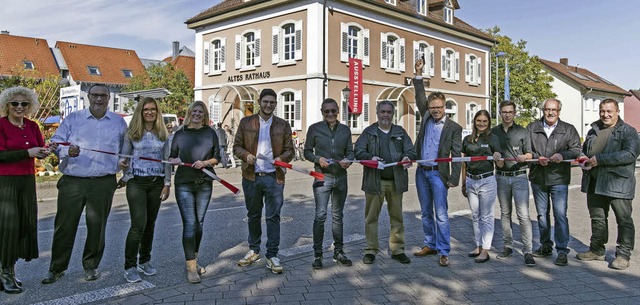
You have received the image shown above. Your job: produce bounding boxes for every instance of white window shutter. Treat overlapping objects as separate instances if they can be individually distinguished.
[380,33,387,69]
[220,38,227,72]
[273,98,279,117]
[413,41,419,74]
[272,26,280,64]
[294,20,303,60]
[235,34,241,69]
[340,22,348,62]
[454,51,460,81]
[294,90,302,130]
[440,48,446,79]
[203,41,210,74]
[464,54,470,83]
[477,58,482,84]
[363,94,370,127]
[341,99,348,123]
[429,45,435,76]
[254,30,262,67]
[363,28,370,66]
[399,38,406,72]
[213,102,222,123]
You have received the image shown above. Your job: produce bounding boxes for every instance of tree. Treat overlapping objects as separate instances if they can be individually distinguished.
[122,63,193,117]
[0,65,64,120]
[486,26,555,126]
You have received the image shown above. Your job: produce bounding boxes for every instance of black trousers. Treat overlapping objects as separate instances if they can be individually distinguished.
[49,175,117,272]
[124,176,163,269]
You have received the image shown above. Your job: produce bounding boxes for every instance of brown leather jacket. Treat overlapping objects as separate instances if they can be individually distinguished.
[233,114,295,184]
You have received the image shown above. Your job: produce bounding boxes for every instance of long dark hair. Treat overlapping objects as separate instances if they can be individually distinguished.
[470,109,491,143]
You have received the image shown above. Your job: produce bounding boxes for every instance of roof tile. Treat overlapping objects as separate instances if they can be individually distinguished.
[0,33,60,78]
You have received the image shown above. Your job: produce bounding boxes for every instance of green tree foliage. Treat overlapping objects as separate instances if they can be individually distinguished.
[487,27,555,126]
[0,66,63,120]
[122,63,193,118]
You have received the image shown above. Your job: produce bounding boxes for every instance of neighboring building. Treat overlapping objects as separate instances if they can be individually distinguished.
[163,41,196,88]
[0,32,60,79]
[624,90,640,131]
[187,0,494,140]
[539,57,630,138]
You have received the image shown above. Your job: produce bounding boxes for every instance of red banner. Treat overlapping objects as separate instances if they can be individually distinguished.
[348,58,363,114]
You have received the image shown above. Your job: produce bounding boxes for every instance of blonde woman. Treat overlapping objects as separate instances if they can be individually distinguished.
[118,97,171,283]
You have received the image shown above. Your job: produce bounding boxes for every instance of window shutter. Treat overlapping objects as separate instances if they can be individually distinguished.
[380,33,387,69]
[399,38,406,72]
[294,90,302,130]
[454,51,460,81]
[220,38,227,72]
[272,26,280,64]
[440,48,446,79]
[203,41,210,74]
[294,20,303,60]
[363,94,370,127]
[429,45,435,76]
[363,28,370,66]
[477,58,482,84]
[413,41,419,74]
[254,30,261,66]
[464,54,470,83]
[274,97,279,117]
[340,23,348,62]
[341,99,348,123]
[235,34,241,69]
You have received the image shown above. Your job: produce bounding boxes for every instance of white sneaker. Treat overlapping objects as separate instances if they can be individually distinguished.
[266,256,284,274]
[124,267,142,283]
[238,250,261,267]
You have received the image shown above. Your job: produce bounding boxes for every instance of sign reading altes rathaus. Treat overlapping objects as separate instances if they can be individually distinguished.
[227,71,271,82]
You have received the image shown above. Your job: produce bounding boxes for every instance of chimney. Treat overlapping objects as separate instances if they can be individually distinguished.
[0,30,9,35]
[172,41,180,60]
[559,58,568,66]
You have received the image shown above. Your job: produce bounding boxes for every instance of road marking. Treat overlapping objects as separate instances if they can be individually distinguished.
[33,280,155,305]
[207,206,245,212]
[279,234,365,257]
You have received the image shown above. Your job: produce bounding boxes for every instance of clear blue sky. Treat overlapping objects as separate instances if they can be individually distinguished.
[2,0,637,90]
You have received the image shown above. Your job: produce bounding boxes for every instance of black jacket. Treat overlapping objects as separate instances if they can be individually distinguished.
[303,121,354,177]
[527,118,581,186]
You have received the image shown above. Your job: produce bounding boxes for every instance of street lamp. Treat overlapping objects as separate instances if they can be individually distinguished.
[495,52,506,124]
[342,85,351,104]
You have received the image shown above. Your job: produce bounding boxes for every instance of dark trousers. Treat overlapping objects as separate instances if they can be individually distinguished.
[312,175,347,256]
[49,175,117,272]
[587,191,635,259]
[242,174,284,259]
[124,176,163,269]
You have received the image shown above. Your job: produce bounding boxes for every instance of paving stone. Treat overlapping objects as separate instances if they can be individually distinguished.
[145,289,183,301]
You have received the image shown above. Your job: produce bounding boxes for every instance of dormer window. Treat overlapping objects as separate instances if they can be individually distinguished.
[444,0,454,24]
[385,0,396,5]
[23,61,34,70]
[88,66,101,75]
[417,0,427,16]
[122,69,133,78]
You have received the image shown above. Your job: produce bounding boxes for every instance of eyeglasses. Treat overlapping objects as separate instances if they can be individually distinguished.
[322,109,338,114]
[10,101,30,107]
[143,108,157,113]
[89,93,109,99]
[543,108,560,113]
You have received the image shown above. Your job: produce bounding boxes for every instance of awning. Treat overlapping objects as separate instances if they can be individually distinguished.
[376,86,414,103]
[209,85,258,103]
[117,88,172,100]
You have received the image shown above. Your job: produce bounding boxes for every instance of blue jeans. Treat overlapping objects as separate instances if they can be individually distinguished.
[416,168,450,256]
[242,174,284,259]
[175,182,213,260]
[466,175,497,250]
[312,175,348,256]
[531,183,569,254]
[496,174,533,253]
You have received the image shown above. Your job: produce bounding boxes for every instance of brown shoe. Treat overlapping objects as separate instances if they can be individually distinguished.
[413,246,438,256]
[439,255,450,267]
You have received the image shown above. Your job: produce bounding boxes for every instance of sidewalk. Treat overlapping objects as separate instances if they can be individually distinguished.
[103,187,640,305]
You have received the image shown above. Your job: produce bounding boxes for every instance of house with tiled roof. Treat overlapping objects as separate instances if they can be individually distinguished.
[187,0,494,139]
[163,41,195,88]
[624,90,640,131]
[539,57,631,137]
[0,32,60,78]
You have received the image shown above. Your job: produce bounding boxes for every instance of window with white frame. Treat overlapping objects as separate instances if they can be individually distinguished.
[209,96,222,123]
[413,41,434,77]
[235,30,261,70]
[275,90,302,130]
[465,54,481,85]
[415,110,422,139]
[341,94,370,133]
[444,0,454,24]
[207,38,226,74]
[466,102,479,130]
[385,0,396,5]
[272,21,302,65]
[380,33,405,72]
[441,48,459,81]
[340,23,370,66]
[417,0,427,15]
[445,100,457,121]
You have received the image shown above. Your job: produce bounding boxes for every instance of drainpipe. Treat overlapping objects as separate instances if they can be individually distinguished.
[322,0,328,101]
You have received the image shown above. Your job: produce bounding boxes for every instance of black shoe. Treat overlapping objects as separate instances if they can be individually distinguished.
[312,257,323,269]
[532,246,553,258]
[391,253,411,264]
[363,254,375,264]
[1,267,22,294]
[524,253,536,267]
[333,252,353,266]
[84,269,99,281]
[42,270,64,284]
[496,247,513,259]
[554,253,568,266]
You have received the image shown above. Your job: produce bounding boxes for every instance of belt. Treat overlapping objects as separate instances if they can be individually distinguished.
[133,175,163,182]
[68,174,115,180]
[466,172,494,180]
[419,165,438,171]
[496,170,527,177]
[256,172,276,177]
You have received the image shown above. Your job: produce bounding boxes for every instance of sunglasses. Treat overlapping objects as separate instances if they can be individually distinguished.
[10,101,30,107]
[322,109,338,114]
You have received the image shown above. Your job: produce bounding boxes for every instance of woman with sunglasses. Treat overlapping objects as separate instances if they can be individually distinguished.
[0,86,54,293]
[118,97,172,283]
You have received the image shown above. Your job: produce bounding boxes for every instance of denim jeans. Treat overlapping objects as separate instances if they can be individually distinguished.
[312,175,348,256]
[242,174,284,259]
[415,168,450,256]
[587,192,635,259]
[466,175,497,250]
[124,176,164,269]
[531,183,569,254]
[364,180,405,255]
[496,174,533,253]
[175,182,213,260]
